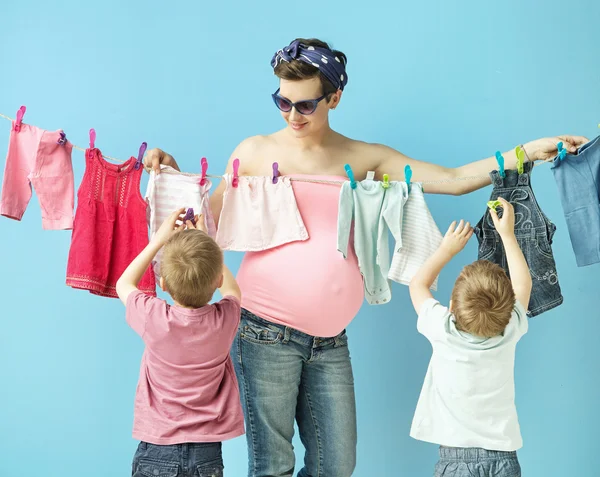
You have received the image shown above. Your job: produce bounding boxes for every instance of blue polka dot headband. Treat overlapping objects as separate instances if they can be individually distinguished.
[271,40,348,91]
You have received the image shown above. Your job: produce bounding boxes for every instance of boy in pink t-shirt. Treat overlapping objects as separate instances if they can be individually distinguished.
[116,208,244,477]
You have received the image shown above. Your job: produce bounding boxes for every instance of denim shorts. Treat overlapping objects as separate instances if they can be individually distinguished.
[551,134,600,267]
[434,447,521,477]
[132,441,223,477]
[474,162,563,316]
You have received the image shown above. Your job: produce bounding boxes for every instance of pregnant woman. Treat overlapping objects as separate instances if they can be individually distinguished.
[145,38,586,477]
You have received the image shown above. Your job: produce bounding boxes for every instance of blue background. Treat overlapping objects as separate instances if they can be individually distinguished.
[1,1,599,476]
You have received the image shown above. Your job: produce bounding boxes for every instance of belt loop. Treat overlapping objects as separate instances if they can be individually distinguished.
[282,326,291,344]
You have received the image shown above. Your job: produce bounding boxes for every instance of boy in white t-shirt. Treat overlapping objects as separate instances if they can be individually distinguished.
[409,197,532,477]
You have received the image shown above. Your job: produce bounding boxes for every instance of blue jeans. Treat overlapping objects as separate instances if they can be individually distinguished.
[132,442,223,477]
[232,309,357,477]
[434,447,521,477]
[551,134,600,267]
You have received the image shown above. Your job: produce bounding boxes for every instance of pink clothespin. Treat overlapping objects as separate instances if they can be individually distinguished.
[272,162,280,184]
[14,106,26,132]
[200,157,208,186]
[135,142,147,170]
[232,158,240,188]
[89,128,96,148]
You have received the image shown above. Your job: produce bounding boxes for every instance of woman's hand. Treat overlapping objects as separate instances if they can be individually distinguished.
[524,135,589,162]
[144,148,180,174]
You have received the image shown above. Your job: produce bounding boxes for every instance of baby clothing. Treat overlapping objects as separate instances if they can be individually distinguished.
[216,174,309,251]
[145,165,216,279]
[337,172,408,304]
[551,135,600,267]
[474,163,563,317]
[0,122,74,229]
[412,298,528,452]
[388,183,443,290]
[126,291,245,445]
[66,148,155,297]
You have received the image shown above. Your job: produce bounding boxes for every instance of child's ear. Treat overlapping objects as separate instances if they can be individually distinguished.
[159,276,166,291]
[217,274,224,289]
[449,299,453,312]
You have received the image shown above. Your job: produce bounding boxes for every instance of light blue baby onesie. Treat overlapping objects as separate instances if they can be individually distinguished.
[337,171,408,304]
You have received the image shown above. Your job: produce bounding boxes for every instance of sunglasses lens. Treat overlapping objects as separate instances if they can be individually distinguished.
[296,101,317,115]
[274,95,292,112]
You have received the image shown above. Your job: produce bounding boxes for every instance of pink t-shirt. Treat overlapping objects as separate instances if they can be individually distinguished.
[126,291,244,445]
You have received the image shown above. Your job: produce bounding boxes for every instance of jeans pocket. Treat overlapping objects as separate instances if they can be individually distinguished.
[534,235,555,260]
[133,459,179,477]
[240,317,283,345]
[195,459,224,477]
[478,237,497,261]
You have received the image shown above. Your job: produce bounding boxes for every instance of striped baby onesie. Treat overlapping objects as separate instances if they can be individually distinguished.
[388,183,443,290]
[145,165,216,279]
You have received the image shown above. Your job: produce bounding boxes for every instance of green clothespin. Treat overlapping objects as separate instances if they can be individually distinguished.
[515,146,525,175]
[382,173,390,189]
[487,200,502,211]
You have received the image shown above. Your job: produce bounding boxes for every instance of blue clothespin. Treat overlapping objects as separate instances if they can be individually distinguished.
[344,164,357,189]
[495,151,505,178]
[404,165,412,193]
[557,141,567,160]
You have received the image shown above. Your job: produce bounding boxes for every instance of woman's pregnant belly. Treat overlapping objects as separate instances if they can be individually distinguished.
[236,175,364,337]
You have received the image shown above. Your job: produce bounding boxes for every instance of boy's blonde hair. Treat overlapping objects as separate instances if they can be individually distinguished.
[160,229,223,308]
[451,260,516,338]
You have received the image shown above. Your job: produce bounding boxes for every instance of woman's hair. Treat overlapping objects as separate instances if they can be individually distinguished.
[273,38,347,98]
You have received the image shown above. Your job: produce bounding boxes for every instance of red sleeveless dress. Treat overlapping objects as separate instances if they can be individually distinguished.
[66,148,155,297]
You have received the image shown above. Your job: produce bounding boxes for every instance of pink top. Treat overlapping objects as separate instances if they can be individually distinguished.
[126,291,245,444]
[237,175,364,337]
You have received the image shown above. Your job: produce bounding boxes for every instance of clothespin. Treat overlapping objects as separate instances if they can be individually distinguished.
[183,207,196,226]
[135,142,147,170]
[14,106,26,132]
[515,146,525,174]
[495,151,505,178]
[232,158,240,187]
[487,200,502,211]
[57,132,67,146]
[89,128,96,148]
[344,164,356,189]
[200,157,208,186]
[557,141,567,160]
[382,173,390,189]
[272,162,280,184]
[404,165,412,193]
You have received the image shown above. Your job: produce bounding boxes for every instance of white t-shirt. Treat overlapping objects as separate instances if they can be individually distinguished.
[410,298,528,451]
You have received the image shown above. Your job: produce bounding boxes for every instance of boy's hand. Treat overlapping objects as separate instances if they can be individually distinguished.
[489,197,515,239]
[440,219,474,257]
[186,214,208,233]
[153,208,186,246]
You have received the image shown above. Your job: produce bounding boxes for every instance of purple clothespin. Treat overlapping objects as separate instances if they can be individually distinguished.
[57,132,67,145]
[183,207,196,226]
[135,142,147,170]
[272,162,280,184]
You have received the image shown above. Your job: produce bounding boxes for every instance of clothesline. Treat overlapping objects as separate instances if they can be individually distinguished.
[0,111,547,186]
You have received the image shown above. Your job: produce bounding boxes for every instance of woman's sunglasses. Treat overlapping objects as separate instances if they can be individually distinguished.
[271,89,329,115]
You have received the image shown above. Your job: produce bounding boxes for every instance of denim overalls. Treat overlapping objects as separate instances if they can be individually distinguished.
[474,162,563,317]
